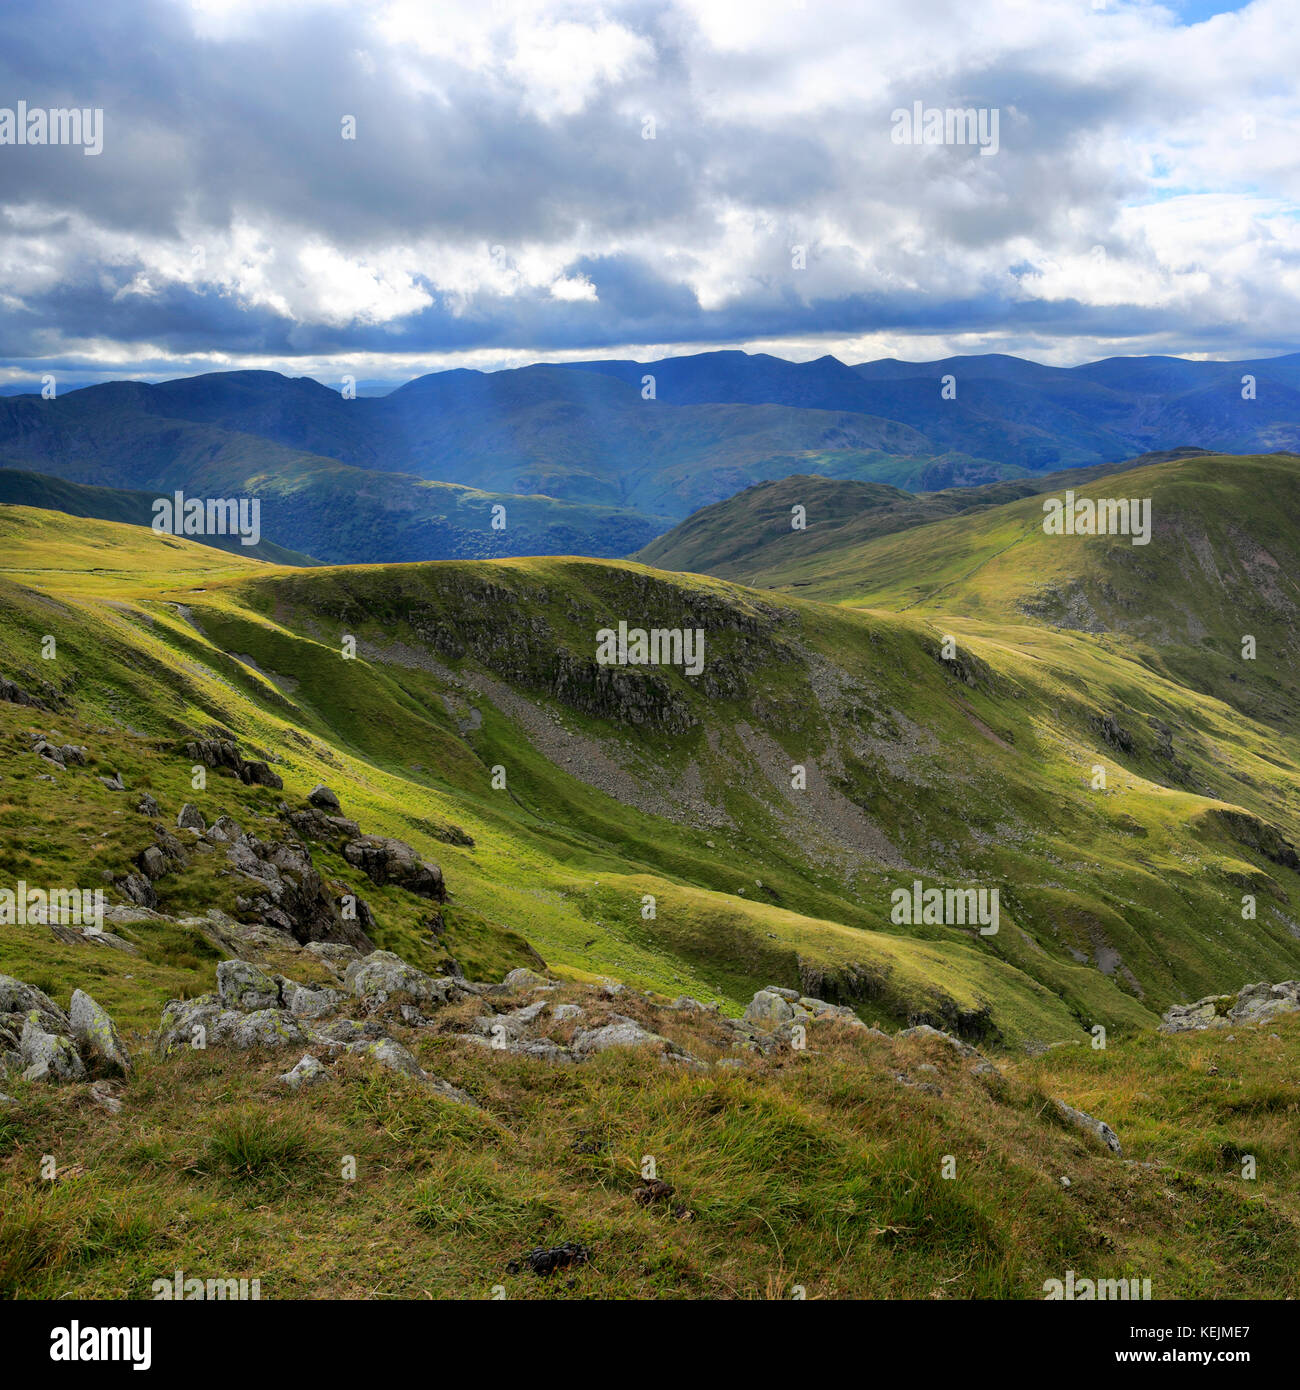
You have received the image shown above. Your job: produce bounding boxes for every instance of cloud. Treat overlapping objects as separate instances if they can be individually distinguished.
[0,0,1297,383]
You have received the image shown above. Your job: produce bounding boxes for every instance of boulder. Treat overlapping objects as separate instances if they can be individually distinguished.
[288,985,348,1019]
[279,1054,331,1090]
[503,967,548,990]
[572,1020,669,1055]
[136,794,161,818]
[69,989,131,1076]
[308,784,342,812]
[20,1015,86,1083]
[342,835,445,901]
[242,761,283,789]
[742,989,796,1028]
[228,1009,307,1050]
[1055,1100,1122,1155]
[217,960,282,1012]
[177,803,206,832]
[344,951,460,1012]
[0,975,71,1034]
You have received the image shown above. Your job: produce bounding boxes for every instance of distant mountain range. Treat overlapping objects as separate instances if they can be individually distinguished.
[2,350,1298,561]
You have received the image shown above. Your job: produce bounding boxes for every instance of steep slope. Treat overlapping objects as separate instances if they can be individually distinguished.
[3,502,1299,1055]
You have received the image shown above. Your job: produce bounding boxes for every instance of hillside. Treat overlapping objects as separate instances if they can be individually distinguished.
[635,450,1211,581]
[0,467,319,566]
[3,477,1299,1299]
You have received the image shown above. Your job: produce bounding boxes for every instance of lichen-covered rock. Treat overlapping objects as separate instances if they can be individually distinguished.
[279,1054,331,1090]
[69,989,131,1076]
[157,995,227,1054]
[20,1015,86,1083]
[288,985,348,1019]
[177,803,206,832]
[227,1009,307,1050]
[552,1003,584,1022]
[157,996,303,1052]
[742,990,796,1028]
[1229,981,1300,1026]
[1055,1100,1122,1155]
[1159,982,1300,1034]
[572,1020,670,1055]
[502,967,548,990]
[227,833,375,952]
[217,960,282,1012]
[0,975,71,1034]
[344,950,459,1012]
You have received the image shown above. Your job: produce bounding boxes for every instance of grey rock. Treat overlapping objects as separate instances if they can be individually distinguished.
[342,835,445,900]
[228,1009,307,1050]
[552,1003,584,1022]
[573,1020,670,1055]
[742,990,796,1028]
[503,967,548,990]
[20,1015,86,1083]
[136,794,160,818]
[177,803,206,832]
[0,975,70,1033]
[307,784,342,812]
[69,988,131,1075]
[217,959,282,1012]
[1056,1100,1122,1156]
[345,950,459,1011]
[204,815,243,844]
[1159,982,1300,1034]
[279,1054,331,1090]
[288,985,348,1019]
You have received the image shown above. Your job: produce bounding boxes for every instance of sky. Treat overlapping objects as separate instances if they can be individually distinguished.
[1,0,1297,390]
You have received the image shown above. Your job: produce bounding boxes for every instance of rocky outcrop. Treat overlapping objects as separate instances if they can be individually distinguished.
[1160,981,1300,1033]
[227,831,375,951]
[344,951,463,1013]
[1,978,130,1085]
[342,835,445,901]
[182,738,284,790]
[0,673,57,710]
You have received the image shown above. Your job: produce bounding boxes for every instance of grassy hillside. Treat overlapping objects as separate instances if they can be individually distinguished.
[2,484,1299,1300]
